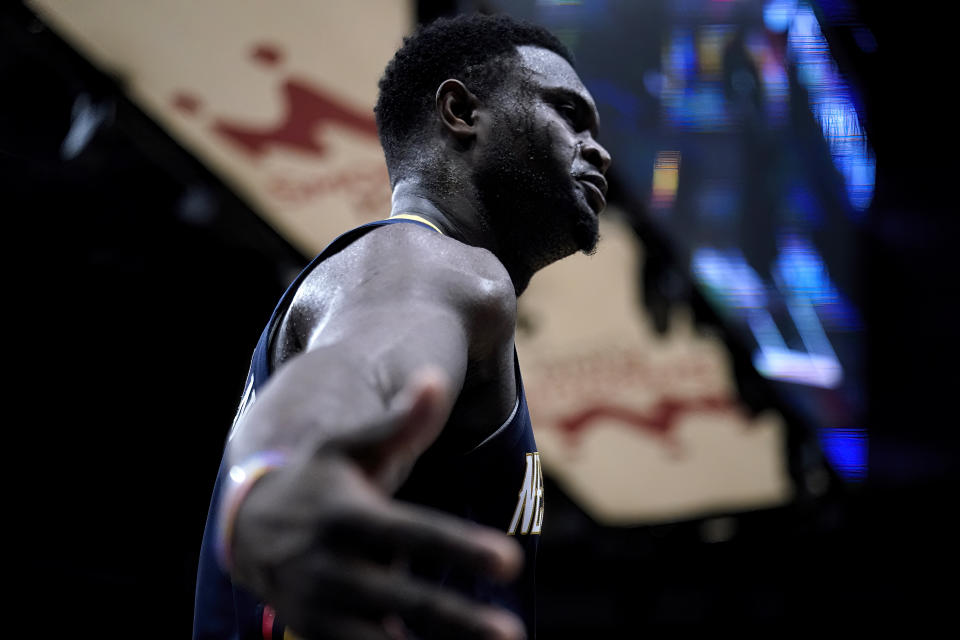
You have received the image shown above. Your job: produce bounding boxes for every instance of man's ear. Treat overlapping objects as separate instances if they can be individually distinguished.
[436,79,481,141]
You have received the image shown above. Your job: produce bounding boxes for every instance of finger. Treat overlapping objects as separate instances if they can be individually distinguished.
[290,556,525,640]
[269,558,395,640]
[331,498,523,583]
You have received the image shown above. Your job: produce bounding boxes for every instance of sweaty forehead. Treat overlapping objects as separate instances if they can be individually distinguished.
[514,45,592,103]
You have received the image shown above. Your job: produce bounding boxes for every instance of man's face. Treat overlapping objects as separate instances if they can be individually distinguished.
[475,46,611,276]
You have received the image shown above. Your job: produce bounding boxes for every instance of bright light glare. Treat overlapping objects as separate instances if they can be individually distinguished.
[229,466,247,484]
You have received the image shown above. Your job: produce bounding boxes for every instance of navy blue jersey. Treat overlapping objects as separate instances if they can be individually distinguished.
[194,217,541,639]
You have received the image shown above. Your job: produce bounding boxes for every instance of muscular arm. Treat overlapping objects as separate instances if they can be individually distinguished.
[225,224,524,639]
[229,222,516,470]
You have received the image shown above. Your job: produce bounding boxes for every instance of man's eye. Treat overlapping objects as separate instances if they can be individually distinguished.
[558,104,578,123]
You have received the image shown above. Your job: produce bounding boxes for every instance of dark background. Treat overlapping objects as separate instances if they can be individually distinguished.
[6,0,956,635]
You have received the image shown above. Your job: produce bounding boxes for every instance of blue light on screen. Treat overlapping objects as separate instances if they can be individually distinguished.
[773,233,861,331]
[661,28,733,131]
[691,247,769,312]
[787,2,875,215]
[818,427,867,481]
[692,244,846,389]
[763,0,797,33]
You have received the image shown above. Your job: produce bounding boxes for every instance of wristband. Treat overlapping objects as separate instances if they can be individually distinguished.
[216,449,291,571]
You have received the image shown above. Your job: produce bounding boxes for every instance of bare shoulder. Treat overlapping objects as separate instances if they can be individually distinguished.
[276,222,516,363]
[363,221,513,295]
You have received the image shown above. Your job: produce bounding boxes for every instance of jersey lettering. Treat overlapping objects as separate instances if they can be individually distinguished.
[508,452,544,535]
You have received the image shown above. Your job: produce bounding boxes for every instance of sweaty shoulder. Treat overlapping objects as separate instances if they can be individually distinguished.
[274,222,516,365]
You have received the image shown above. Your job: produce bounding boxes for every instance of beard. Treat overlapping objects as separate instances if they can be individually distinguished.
[473,120,599,292]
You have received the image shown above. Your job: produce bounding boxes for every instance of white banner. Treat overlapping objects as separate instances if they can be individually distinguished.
[517,211,792,524]
[30,0,412,255]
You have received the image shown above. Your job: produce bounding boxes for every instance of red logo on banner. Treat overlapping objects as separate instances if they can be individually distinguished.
[553,396,738,457]
[171,43,390,216]
[173,43,378,160]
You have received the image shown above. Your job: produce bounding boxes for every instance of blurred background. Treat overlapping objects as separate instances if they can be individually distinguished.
[6,0,956,635]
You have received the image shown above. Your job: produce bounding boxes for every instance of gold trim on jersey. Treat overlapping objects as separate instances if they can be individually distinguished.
[390,213,444,234]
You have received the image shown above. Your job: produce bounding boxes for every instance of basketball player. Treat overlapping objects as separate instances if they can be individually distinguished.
[194,13,610,640]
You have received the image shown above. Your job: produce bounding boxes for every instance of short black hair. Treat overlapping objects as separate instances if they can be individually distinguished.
[375,13,573,174]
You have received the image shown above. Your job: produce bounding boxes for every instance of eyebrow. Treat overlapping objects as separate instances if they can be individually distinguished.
[543,87,601,137]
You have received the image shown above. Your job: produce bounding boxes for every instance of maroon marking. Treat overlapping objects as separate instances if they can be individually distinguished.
[171,92,202,115]
[212,79,378,159]
[553,396,737,455]
[265,165,390,215]
[251,43,282,67]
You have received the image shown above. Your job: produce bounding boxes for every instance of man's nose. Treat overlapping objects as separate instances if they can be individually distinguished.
[581,137,612,174]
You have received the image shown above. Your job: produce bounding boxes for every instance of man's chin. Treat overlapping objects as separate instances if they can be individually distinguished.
[573,209,601,255]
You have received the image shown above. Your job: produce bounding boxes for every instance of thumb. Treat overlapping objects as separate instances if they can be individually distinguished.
[352,367,454,492]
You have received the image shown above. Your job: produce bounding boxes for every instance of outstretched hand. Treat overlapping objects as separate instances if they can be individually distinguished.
[229,369,526,640]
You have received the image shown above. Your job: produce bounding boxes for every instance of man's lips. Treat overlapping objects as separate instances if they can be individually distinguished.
[577,173,608,211]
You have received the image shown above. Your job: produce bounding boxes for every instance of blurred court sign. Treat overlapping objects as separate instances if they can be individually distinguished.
[29,0,412,255]
[516,211,793,525]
